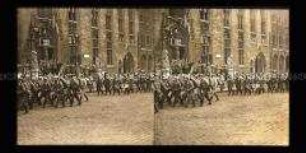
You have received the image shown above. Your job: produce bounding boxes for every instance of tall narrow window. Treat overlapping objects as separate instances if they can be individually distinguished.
[128,9,135,42]
[92,28,99,64]
[223,9,231,64]
[224,28,231,64]
[238,49,244,65]
[278,15,284,48]
[260,10,267,44]
[106,10,112,30]
[68,8,77,21]
[250,10,256,32]
[271,13,278,47]
[92,9,99,65]
[146,35,150,46]
[238,31,244,65]
[202,36,211,65]
[68,8,78,65]
[223,9,230,27]
[106,32,113,65]
[91,9,98,27]
[250,10,256,41]
[260,10,266,35]
[279,22,284,48]
[107,43,113,65]
[189,18,195,39]
[118,9,124,42]
[200,9,209,21]
[237,9,243,29]
[199,9,211,64]
[201,22,209,35]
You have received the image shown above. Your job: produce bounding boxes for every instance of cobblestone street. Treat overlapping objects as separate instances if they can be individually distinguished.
[154,93,289,145]
[18,92,288,145]
[18,93,154,145]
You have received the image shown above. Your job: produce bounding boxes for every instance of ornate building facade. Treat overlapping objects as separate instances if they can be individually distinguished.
[18,8,289,74]
[187,9,289,74]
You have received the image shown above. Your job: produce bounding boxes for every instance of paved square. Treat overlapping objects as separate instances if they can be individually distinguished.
[154,93,289,145]
[18,93,154,145]
[18,92,288,145]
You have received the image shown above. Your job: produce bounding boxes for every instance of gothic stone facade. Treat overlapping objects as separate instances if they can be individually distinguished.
[187,9,289,74]
[18,8,289,74]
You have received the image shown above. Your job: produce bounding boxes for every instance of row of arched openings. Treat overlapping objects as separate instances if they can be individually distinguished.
[250,52,289,73]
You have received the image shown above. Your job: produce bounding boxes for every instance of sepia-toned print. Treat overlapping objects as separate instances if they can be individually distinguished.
[17,8,289,145]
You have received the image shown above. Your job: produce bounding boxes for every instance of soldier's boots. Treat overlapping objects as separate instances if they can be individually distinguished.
[154,103,159,113]
[83,93,89,101]
[22,102,29,114]
[214,93,219,101]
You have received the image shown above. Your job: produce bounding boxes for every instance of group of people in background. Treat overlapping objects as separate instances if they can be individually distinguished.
[17,63,289,114]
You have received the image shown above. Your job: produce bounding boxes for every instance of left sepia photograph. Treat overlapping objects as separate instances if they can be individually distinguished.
[17,8,155,145]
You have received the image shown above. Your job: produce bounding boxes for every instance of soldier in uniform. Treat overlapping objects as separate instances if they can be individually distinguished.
[54,78,67,108]
[112,75,121,95]
[17,79,30,113]
[152,77,162,113]
[159,77,170,109]
[69,76,82,106]
[244,74,253,95]
[256,73,266,94]
[96,73,104,96]
[171,77,183,107]
[217,73,225,92]
[209,74,220,101]
[198,75,212,105]
[227,74,234,96]
[78,75,89,102]
[184,77,197,107]
[87,75,95,93]
[41,78,51,108]
[285,73,289,91]
[279,74,287,93]
[104,73,112,95]
[235,74,243,95]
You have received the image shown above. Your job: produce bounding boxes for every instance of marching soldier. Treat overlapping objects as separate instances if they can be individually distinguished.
[152,77,162,113]
[209,74,219,101]
[78,75,89,102]
[17,80,30,113]
[257,74,266,94]
[184,77,197,107]
[41,78,51,108]
[235,74,243,95]
[171,77,183,107]
[227,75,234,96]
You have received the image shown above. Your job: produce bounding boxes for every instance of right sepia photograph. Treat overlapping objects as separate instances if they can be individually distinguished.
[153,8,289,145]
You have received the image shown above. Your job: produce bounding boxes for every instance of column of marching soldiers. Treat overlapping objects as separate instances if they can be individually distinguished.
[17,70,289,114]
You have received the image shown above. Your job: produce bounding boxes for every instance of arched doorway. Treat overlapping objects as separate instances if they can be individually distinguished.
[255,53,266,73]
[250,59,255,73]
[139,55,146,71]
[286,55,289,72]
[118,60,123,74]
[123,52,134,73]
[272,55,278,72]
[148,56,153,72]
[279,55,285,73]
